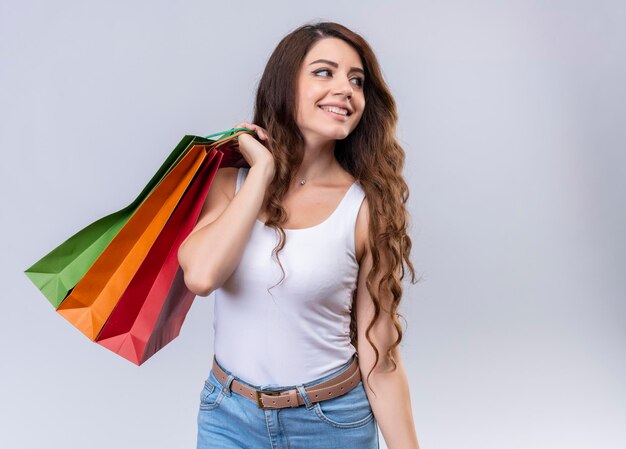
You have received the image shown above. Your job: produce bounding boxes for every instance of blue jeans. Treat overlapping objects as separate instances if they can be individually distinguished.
[197,355,379,448]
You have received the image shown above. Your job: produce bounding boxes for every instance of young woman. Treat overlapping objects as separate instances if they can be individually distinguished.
[178,21,420,449]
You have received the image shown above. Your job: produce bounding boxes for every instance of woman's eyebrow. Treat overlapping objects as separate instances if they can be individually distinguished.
[308,59,364,75]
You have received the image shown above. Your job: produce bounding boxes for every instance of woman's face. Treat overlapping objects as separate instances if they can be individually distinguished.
[295,37,366,144]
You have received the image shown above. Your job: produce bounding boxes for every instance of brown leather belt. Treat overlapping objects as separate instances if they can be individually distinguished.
[211,355,362,410]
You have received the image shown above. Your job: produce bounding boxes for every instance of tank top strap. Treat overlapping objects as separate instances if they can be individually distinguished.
[342,181,366,223]
[236,167,249,194]
[333,181,366,257]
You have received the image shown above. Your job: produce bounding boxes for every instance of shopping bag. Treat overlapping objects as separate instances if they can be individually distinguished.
[24,129,249,307]
[96,148,219,364]
[55,143,208,339]
[24,135,202,307]
[53,130,250,341]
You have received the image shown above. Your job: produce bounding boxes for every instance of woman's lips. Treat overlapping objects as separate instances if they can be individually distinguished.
[318,106,350,122]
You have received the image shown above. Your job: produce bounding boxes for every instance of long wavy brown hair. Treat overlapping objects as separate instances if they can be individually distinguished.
[250,21,419,395]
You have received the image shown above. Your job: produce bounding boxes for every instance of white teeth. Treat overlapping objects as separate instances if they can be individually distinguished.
[319,105,349,116]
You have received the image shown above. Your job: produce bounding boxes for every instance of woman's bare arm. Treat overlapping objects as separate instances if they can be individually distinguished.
[178,124,275,296]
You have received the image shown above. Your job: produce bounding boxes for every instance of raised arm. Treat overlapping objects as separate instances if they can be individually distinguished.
[178,125,274,296]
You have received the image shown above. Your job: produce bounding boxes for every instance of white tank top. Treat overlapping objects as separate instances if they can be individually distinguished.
[212,167,366,386]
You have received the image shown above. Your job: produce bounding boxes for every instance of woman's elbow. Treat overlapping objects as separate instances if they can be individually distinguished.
[178,247,213,296]
[182,269,213,297]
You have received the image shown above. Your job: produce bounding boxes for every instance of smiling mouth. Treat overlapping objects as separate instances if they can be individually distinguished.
[318,105,352,117]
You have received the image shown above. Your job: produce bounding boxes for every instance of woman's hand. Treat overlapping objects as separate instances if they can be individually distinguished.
[234,122,275,180]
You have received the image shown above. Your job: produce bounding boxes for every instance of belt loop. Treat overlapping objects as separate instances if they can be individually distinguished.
[222,374,234,397]
[295,384,314,410]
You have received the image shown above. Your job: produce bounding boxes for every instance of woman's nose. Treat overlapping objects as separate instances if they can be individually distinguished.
[332,75,354,97]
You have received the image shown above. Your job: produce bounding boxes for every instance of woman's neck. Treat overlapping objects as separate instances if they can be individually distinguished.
[295,140,339,185]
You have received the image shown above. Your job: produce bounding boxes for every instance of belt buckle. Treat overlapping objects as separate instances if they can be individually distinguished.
[255,389,282,409]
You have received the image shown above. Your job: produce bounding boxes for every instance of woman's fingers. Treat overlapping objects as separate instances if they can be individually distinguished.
[230,122,275,173]
[234,122,267,140]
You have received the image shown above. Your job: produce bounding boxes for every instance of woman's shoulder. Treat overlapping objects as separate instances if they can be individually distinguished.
[216,166,240,200]
[184,167,239,241]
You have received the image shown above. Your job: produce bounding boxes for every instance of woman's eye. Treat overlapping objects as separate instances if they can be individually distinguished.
[314,69,364,87]
[351,77,364,87]
[314,69,331,77]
